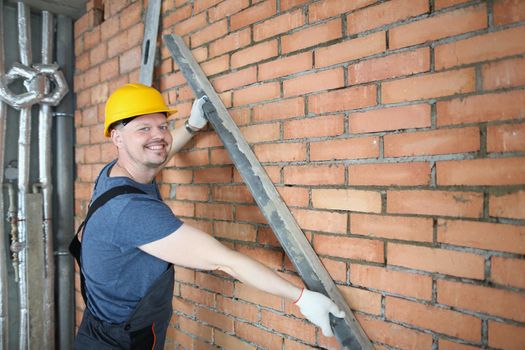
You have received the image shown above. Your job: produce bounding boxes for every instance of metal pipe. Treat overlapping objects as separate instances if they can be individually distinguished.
[5,183,17,282]
[55,15,75,350]
[0,1,8,347]
[16,3,32,349]
[1,182,17,350]
[39,11,55,350]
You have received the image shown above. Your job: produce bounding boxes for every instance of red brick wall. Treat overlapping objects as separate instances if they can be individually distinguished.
[73,0,525,349]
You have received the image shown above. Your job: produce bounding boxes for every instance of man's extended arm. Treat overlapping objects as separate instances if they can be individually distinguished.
[140,224,345,336]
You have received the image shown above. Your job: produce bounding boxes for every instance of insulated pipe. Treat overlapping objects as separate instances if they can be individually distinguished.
[16,3,32,349]
[39,11,55,350]
[0,0,8,346]
[55,15,75,350]
[5,183,17,279]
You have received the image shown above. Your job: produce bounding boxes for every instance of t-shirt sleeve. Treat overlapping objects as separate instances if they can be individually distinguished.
[113,196,183,249]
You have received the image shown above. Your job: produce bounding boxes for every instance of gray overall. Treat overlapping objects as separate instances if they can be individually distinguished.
[70,186,174,349]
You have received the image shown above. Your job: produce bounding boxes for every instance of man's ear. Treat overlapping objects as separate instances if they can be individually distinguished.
[110,128,123,147]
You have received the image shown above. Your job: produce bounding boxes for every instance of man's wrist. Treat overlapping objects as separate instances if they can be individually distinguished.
[293,288,304,304]
[184,120,199,134]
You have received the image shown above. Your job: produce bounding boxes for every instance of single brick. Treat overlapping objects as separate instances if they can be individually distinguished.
[212,66,257,93]
[283,68,344,97]
[309,85,377,114]
[315,31,386,68]
[350,264,433,300]
[347,0,429,35]
[212,185,254,204]
[201,55,230,77]
[349,104,431,134]
[213,221,256,242]
[488,321,525,350]
[389,4,487,49]
[230,0,277,31]
[491,256,525,289]
[258,52,313,81]
[209,28,251,58]
[282,18,342,54]
[291,208,347,234]
[239,122,280,143]
[437,279,525,322]
[435,0,470,10]
[382,68,476,104]
[435,26,525,70]
[350,213,434,242]
[191,20,228,48]
[208,0,250,22]
[284,164,345,186]
[348,47,430,85]
[487,123,525,153]
[253,142,306,163]
[349,162,431,186]
[310,137,380,161]
[309,0,376,22]
[339,285,382,315]
[356,315,432,349]
[388,243,485,279]
[231,40,278,69]
[437,90,525,126]
[283,114,344,139]
[387,190,484,218]
[261,310,316,343]
[436,157,525,186]
[252,97,305,122]
[311,189,382,213]
[233,82,280,107]
[195,203,233,220]
[280,0,309,11]
[384,127,480,157]
[174,12,207,37]
[489,189,525,220]
[313,235,384,263]
[253,9,305,41]
[438,219,525,255]
[493,0,525,25]
[385,296,481,342]
[482,57,525,90]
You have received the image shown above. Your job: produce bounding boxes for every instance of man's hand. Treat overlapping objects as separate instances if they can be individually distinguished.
[188,96,208,130]
[295,289,346,337]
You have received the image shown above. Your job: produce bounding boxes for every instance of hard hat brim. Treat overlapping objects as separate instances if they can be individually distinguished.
[104,107,178,137]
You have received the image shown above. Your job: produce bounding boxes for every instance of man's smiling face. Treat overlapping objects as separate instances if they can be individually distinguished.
[114,112,173,169]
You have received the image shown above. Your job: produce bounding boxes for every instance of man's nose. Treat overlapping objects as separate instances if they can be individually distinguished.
[151,126,166,138]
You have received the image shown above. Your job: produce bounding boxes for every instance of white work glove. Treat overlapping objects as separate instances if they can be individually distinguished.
[187,96,208,130]
[295,289,345,337]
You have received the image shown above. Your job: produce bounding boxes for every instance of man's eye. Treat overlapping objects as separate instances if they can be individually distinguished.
[140,127,150,132]
[160,125,168,131]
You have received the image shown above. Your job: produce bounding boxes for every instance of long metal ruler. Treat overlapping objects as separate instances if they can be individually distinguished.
[139,0,161,86]
[163,34,373,350]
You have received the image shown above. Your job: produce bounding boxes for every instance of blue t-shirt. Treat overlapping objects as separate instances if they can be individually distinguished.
[81,160,183,323]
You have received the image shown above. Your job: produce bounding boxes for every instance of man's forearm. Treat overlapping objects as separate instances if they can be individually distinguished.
[140,224,301,301]
[218,249,303,302]
[167,124,194,160]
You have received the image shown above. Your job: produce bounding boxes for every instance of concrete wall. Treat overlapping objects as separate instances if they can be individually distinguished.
[73,0,525,349]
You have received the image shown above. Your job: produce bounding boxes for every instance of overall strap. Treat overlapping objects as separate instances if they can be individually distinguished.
[78,185,147,236]
[69,185,147,303]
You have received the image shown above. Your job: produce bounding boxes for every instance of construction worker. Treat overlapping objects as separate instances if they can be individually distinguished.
[70,83,345,349]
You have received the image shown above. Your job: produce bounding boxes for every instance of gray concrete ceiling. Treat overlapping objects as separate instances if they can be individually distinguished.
[8,0,87,19]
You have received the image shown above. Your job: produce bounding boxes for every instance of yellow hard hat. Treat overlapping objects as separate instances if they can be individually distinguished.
[104,83,177,137]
